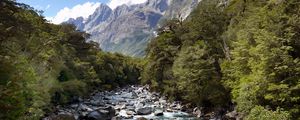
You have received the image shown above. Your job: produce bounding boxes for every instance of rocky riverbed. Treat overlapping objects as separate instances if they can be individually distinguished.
[44,85,200,120]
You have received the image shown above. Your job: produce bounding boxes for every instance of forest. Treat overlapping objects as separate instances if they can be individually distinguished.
[143,0,300,119]
[0,0,141,119]
[1,0,300,119]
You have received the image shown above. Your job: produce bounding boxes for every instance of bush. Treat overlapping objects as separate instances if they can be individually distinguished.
[246,106,290,120]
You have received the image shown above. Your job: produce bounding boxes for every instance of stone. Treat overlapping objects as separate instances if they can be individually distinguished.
[80,111,88,117]
[114,104,126,110]
[104,106,116,117]
[78,97,83,102]
[132,92,138,98]
[117,110,133,119]
[78,104,93,112]
[135,102,144,108]
[140,94,147,98]
[151,97,159,101]
[126,111,135,115]
[126,106,136,111]
[136,117,148,120]
[86,106,116,120]
[225,110,239,119]
[126,102,134,106]
[170,103,176,108]
[193,107,203,118]
[70,104,78,109]
[174,104,182,110]
[154,109,164,116]
[121,92,133,99]
[87,111,103,120]
[181,104,191,112]
[111,116,122,120]
[87,107,115,120]
[166,108,173,112]
[103,97,110,100]
[159,99,167,105]
[136,107,153,115]
[90,100,104,106]
[108,100,117,105]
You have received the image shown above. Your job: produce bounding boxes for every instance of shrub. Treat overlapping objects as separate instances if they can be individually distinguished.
[246,106,290,120]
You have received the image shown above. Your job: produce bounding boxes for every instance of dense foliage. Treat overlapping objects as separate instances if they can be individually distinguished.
[0,0,141,119]
[143,0,300,119]
[2,0,300,119]
[143,0,230,108]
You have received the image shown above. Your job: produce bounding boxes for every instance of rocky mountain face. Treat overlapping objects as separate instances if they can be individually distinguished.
[66,17,85,30]
[66,0,200,57]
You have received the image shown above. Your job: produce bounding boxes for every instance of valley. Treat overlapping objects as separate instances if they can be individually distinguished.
[1,0,300,120]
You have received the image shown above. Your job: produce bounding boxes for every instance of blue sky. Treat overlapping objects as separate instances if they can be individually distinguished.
[17,0,108,17]
[17,0,147,24]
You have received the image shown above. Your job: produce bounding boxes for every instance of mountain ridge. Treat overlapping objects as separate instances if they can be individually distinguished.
[66,0,200,57]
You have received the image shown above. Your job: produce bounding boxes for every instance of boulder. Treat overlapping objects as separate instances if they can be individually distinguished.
[104,106,116,117]
[107,100,118,105]
[181,104,192,112]
[159,99,167,105]
[87,111,104,120]
[135,102,144,109]
[90,100,105,106]
[121,92,133,99]
[193,107,203,118]
[80,111,88,117]
[103,97,110,100]
[225,110,239,119]
[114,104,126,110]
[118,110,133,119]
[132,91,138,98]
[174,104,182,110]
[166,108,173,112]
[136,107,152,115]
[154,101,160,105]
[111,116,122,120]
[70,104,78,109]
[140,94,147,98]
[154,109,164,116]
[126,102,134,106]
[86,107,116,120]
[136,117,148,120]
[126,106,136,111]
[78,104,93,112]
[126,111,135,115]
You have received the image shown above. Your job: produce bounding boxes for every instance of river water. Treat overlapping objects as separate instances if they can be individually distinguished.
[44,85,198,120]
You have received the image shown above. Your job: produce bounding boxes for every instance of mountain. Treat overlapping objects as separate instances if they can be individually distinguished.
[65,17,85,30]
[66,0,200,57]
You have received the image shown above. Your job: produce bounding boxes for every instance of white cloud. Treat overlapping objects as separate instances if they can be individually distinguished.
[107,0,147,9]
[45,4,51,10]
[47,2,100,24]
[33,5,44,10]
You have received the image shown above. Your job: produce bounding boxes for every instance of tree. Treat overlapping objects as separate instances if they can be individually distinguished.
[173,41,229,106]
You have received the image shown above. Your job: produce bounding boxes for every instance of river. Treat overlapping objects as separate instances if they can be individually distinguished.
[43,85,199,120]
